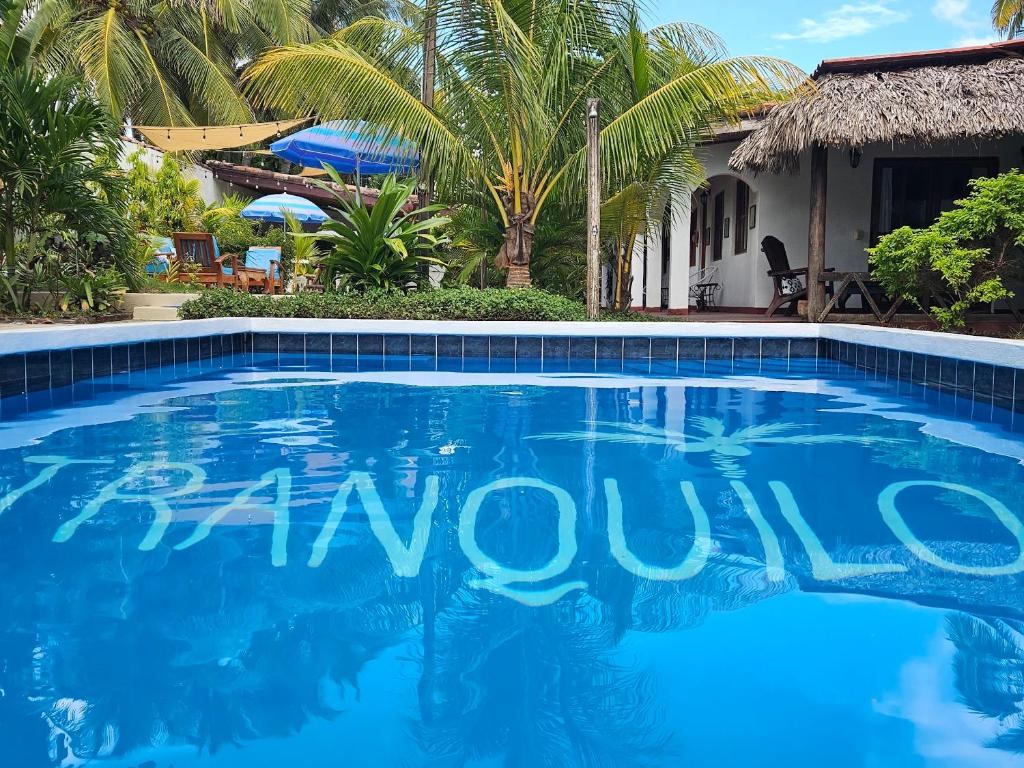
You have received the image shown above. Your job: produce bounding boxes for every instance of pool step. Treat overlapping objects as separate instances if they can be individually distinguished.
[132,305,181,321]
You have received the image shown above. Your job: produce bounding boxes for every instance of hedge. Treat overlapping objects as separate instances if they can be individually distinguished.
[178,287,589,322]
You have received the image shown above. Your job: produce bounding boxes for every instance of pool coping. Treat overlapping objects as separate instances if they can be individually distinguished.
[0,319,1021,368]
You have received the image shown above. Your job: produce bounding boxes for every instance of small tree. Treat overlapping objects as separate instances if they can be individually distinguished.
[868,171,1024,330]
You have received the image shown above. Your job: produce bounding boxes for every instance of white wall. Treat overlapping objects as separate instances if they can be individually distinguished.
[644,135,1023,312]
[119,139,241,205]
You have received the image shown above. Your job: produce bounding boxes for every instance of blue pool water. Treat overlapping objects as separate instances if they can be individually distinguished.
[1,351,1023,767]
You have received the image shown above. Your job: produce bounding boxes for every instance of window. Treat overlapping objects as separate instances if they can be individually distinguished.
[734,180,749,254]
[870,157,999,244]
[712,192,724,262]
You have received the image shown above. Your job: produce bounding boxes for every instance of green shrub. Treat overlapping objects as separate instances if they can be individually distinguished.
[179,287,588,322]
[868,171,1024,330]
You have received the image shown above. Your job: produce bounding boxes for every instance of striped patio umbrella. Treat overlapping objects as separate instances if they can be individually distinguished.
[270,120,418,175]
[240,193,329,224]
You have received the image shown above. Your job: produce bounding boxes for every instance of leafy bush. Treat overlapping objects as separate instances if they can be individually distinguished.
[314,171,449,290]
[124,152,206,236]
[59,268,128,312]
[868,171,1024,330]
[179,287,588,321]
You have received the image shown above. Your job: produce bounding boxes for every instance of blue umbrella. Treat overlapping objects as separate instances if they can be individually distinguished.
[240,193,329,224]
[270,120,419,175]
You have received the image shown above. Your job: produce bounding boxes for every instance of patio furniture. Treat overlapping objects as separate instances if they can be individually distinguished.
[144,235,175,276]
[761,236,837,318]
[243,246,284,294]
[689,264,720,311]
[172,232,239,288]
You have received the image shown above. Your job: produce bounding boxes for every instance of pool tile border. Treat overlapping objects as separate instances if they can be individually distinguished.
[2,319,1024,421]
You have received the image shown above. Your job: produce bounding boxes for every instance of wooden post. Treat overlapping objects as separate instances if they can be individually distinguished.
[586,98,600,320]
[420,0,437,211]
[807,142,828,322]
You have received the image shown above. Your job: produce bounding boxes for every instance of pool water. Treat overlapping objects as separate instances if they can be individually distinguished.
[1,354,1023,767]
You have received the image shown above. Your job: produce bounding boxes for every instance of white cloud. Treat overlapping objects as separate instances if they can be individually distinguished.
[931,0,995,45]
[774,2,910,43]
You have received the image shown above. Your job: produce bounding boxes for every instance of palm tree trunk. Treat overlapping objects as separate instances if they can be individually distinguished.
[500,215,535,288]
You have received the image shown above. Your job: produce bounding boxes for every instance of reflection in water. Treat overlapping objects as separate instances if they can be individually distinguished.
[0,368,1023,766]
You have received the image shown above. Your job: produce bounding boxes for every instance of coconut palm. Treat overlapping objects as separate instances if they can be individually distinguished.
[530,417,904,478]
[15,0,317,125]
[243,1,805,286]
[993,0,1024,37]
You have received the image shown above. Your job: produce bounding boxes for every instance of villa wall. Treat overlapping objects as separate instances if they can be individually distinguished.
[634,135,1023,313]
[119,139,240,206]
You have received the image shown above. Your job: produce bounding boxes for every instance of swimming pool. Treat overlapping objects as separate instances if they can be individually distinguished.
[1,323,1023,767]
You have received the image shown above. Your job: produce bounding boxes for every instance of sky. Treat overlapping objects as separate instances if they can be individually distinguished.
[650,0,1003,72]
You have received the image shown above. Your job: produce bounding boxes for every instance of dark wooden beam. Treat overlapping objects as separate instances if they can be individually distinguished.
[807,143,828,321]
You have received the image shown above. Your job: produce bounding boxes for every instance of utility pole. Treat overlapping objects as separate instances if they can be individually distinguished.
[586,98,600,320]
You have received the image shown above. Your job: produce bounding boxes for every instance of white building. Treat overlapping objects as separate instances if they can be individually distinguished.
[633,39,1024,320]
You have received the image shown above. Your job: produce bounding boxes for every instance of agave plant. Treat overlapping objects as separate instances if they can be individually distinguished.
[312,169,450,291]
[530,417,904,478]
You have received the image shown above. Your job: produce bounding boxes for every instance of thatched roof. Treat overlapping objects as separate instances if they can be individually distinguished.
[730,41,1024,174]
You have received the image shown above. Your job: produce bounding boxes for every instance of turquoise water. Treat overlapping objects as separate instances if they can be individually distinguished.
[1,354,1023,767]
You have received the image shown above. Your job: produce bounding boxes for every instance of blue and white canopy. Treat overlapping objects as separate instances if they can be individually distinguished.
[270,120,418,175]
[240,193,329,224]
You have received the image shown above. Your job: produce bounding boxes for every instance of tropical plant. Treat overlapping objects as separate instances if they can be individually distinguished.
[947,613,1024,752]
[868,171,1024,330]
[14,0,316,125]
[993,0,1024,37]
[124,151,207,236]
[285,210,319,278]
[243,2,805,287]
[312,170,449,290]
[0,65,139,309]
[59,267,128,313]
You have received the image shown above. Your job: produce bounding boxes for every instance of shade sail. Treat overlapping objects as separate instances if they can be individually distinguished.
[270,120,418,175]
[240,193,329,224]
[134,119,311,152]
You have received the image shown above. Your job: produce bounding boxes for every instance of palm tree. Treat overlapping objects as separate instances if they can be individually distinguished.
[947,613,1024,752]
[243,1,805,286]
[15,0,317,125]
[993,0,1024,37]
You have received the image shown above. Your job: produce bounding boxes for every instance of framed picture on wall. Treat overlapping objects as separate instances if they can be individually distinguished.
[724,217,731,238]
[749,204,757,228]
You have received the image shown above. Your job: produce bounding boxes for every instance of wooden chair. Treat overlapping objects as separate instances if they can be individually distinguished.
[242,247,284,294]
[172,232,239,289]
[761,236,838,318]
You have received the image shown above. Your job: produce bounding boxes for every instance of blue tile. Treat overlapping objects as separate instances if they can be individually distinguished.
[623,337,650,360]
[975,363,995,401]
[994,366,1015,410]
[91,347,112,378]
[160,339,175,366]
[516,337,542,361]
[678,338,705,361]
[253,334,278,354]
[332,334,357,355]
[411,354,436,372]
[706,338,733,360]
[0,353,26,398]
[569,337,596,360]
[358,334,384,356]
[651,337,677,361]
[790,339,818,359]
[463,336,489,358]
[490,336,516,359]
[437,335,463,358]
[279,333,305,354]
[71,348,93,382]
[384,350,411,371]
[542,337,569,361]
[411,335,437,357]
[384,334,411,357]
[596,337,623,360]
[187,337,202,362]
[199,336,213,361]
[49,349,72,388]
[128,343,146,371]
[761,338,788,359]
[733,338,759,359]
[172,339,189,365]
[25,351,50,391]
[305,333,331,354]
[111,345,130,374]
[358,354,385,372]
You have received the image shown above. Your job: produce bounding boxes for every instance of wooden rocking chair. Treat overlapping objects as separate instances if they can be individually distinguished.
[761,236,808,317]
[172,232,239,289]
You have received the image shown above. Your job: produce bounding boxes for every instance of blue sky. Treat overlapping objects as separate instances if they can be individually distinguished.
[650,0,1001,72]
